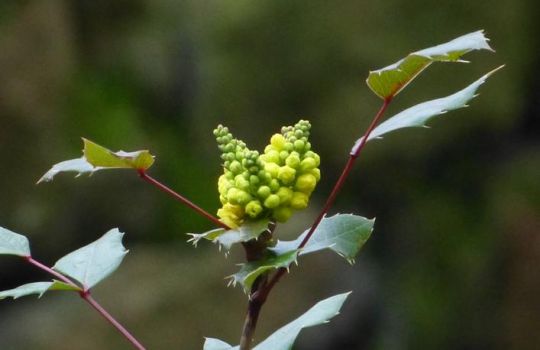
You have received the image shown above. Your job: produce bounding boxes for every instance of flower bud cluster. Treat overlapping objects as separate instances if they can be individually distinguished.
[214,120,320,228]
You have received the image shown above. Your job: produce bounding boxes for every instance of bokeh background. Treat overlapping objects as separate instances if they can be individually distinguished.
[0,1,538,349]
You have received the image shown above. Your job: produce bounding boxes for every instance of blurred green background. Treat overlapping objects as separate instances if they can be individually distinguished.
[0,1,538,349]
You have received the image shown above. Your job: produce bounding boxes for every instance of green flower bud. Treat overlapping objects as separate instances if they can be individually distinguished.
[257,186,271,199]
[279,150,289,162]
[299,157,317,172]
[270,134,286,150]
[245,200,263,218]
[273,206,292,222]
[278,166,296,184]
[263,150,280,164]
[229,160,242,174]
[249,175,260,186]
[295,173,317,193]
[304,151,320,166]
[293,139,305,152]
[235,175,250,191]
[269,179,280,192]
[264,162,279,178]
[284,142,294,152]
[290,192,309,210]
[264,194,280,209]
[285,154,301,169]
[309,168,321,182]
[258,170,272,183]
[276,187,293,204]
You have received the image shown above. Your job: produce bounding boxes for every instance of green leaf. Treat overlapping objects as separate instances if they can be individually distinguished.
[366,30,493,99]
[203,292,351,350]
[271,214,375,264]
[355,66,503,150]
[53,228,128,289]
[187,219,270,251]
[229,250,298,292]
[83,138,155,170]
[37,139,155,183]
[203,338,234,350]
[0,280,81,300]
[0,226,31,257]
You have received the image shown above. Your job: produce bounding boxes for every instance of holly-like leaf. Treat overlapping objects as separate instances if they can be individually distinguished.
[203,292,351,350]
[271,214,374,264]
[366,30,493,99]
[187,219,270,251]
[53,228,128,290]
[0,226,31,257]
[83,138,154,170]
[0,280,81,300]
[354,66,503,152]
[229,250,298,292]
[37,139,155,184]
[203,338,234,350]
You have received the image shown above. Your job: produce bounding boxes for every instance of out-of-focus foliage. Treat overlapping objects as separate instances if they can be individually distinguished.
[0,0,538,349]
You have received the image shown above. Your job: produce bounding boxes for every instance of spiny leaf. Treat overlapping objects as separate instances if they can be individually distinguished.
[271,214,374,264]
[229,250,298,292]
[0,226,31,257]
[354,66,503,151]
[83,138,154,170]
[366,30,493,99]
[203,292,351,350]
[187,219,270,251]
[37,139,155,183]
[203,338,234,350]
[53,228,128,290]
[0,281,81,300]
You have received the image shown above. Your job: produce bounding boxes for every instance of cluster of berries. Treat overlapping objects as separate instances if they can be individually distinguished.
[214,120,320,228]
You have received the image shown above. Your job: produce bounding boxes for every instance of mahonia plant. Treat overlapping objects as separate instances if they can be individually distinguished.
[0,30,501,350]
[214,120,320,228]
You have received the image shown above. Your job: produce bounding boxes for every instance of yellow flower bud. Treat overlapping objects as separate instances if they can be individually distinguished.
[295,173,317,193]
[245,200,263,218]
[299,157,316,172]
[276,187,293,204]
[273,206,292,222]
[264,194,281,209]
[257,186,271,199]
[290,192,309,210]
[270,134,286,150]
[264,162,279,178]
[278,166,296,184]
[285,154,301,168]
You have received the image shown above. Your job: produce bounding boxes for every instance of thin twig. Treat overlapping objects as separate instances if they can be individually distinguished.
[137,169,230,230]
[24,256,146,350]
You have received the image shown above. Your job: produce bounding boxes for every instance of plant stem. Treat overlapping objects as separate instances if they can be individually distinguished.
[240,98,393,349]
[24,256,146,350]
[83,292,146,350]
[137,169,230,230]
[25,256,77,287]
[239,277,267,350]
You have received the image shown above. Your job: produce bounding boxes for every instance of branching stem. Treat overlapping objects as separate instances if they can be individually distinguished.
[137,169,230,230]
[239,97,393,349]
[24,256,146,350]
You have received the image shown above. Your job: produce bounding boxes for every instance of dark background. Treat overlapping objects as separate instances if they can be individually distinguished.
[0,1,538,349]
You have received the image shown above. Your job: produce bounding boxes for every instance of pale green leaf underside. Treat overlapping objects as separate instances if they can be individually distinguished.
[229,250,298,292]
[53,228,128,289]
[271,214,375,264]
[0,280,80,300]
[203,292,351,350]
[188,219,270,251]
[366,30,493,99]
[0,226,31,257]
[37,139,155,183]
[354,67,503,151]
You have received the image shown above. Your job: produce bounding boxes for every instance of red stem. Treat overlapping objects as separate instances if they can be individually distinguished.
[137,169,230,230]
[83,292,146,350]
[24,256,146,350]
